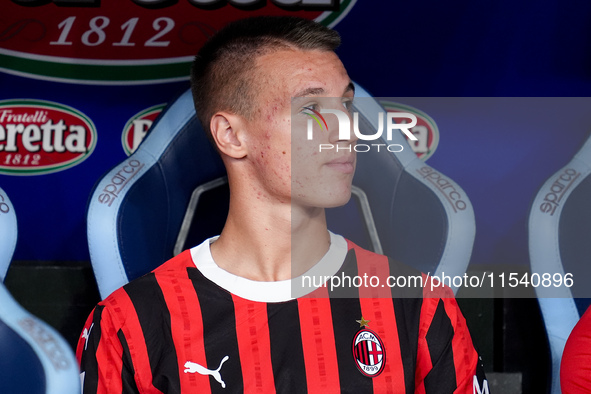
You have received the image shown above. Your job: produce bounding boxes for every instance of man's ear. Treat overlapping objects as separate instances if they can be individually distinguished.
[210,112,247,159]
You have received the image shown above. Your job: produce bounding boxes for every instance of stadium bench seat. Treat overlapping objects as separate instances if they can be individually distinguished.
[528,133,591,394]
[0,186,80,394]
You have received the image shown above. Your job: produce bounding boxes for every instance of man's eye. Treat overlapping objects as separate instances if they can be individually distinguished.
[302,105,319,114]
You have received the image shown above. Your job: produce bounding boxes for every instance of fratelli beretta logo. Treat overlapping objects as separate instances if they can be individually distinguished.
[0,99,97,175]
[0,0,357,85]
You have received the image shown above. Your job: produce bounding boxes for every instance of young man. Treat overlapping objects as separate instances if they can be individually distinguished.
[78,16,488,393]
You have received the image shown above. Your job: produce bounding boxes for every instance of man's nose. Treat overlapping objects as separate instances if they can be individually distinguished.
[326,105,357,145]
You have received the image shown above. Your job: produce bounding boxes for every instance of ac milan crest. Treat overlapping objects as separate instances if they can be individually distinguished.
[352,327,386,377]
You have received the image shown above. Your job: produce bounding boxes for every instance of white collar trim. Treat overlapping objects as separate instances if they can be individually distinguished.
[189,232,347,303]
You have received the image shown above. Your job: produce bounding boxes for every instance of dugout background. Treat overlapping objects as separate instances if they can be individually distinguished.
[2,1,590,392]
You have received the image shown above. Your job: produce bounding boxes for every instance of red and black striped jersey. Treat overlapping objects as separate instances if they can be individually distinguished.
[561,306,591,393]
[77,234,489,393]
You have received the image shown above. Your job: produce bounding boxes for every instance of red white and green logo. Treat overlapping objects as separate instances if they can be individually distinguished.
[379,101,439,161]
[303,106,328,132]
[121,104,165,156]
[0,99,97,176]
[0,0,357,85]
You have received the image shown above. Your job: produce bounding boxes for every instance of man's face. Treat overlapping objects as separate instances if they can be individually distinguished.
[243,48,356,209]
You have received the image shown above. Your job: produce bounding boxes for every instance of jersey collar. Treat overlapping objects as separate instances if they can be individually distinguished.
[190,231,347,303]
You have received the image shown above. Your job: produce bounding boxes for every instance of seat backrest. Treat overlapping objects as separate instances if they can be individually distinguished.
[528,133,591,394]
[0,265,80,394]
[348,89,475,280]
[87,90,226,299]
[0,186,80,393]
[0,187,17,281]
[87,84,476,299]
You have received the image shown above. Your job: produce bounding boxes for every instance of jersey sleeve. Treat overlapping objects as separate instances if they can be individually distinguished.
[415,295,489,393]
[561,306,591,393]
[77,304,139,394]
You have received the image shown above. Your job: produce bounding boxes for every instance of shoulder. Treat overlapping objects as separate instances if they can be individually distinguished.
[98,250,196,320]
[344,238,428,278]
[561,306,591,392]
[344,238,419,274]
[344,238,453,298]
[152,249,196,276]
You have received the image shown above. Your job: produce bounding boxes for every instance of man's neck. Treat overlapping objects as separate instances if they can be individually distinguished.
[209,195,331,282]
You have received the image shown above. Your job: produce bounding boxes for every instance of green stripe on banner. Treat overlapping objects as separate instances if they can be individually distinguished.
[0,53,192,84]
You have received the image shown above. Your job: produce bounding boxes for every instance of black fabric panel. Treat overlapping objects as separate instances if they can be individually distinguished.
[118,329,140,394]
[188,267,243,393]
[124,274,180,393]
[82,304,103,394]
[423,300,456,392]
[328,249,359,299]
[267,302,307,393]
[387,258,424,393]
[391,297,423,394]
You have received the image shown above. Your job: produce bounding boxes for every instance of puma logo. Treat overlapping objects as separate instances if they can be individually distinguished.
[184,356,229,388]
[81,323,94,350]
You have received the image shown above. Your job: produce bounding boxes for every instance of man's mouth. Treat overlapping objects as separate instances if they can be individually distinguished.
[325,155,355,174]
